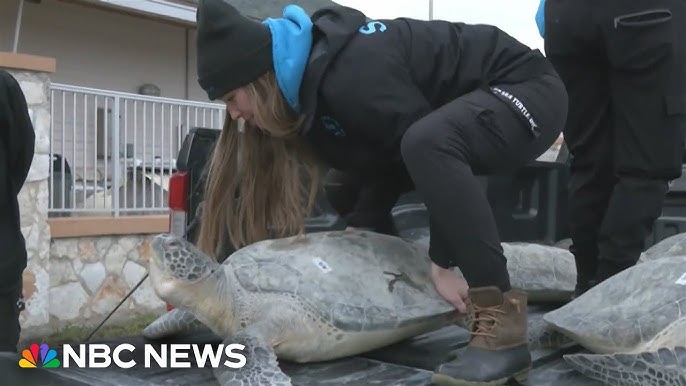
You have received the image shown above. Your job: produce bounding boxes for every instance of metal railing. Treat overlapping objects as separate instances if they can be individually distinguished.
[49,83,225,217]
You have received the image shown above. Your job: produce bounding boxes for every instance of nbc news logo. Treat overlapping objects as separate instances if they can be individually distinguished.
[18,342,246,369]
[19,343,61,368]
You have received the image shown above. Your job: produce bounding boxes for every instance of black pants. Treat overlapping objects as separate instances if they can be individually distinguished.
[545,0,686,283]
[0,224,26,353]
[328,74,568,291]
[324,169,401,236]
[0,220,27,353]
[0,282,22,352]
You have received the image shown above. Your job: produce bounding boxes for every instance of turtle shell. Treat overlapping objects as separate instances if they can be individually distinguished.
[640,232,686,263]
[225,230,455,332]
[413,233,576,302]
[544,254,686,354]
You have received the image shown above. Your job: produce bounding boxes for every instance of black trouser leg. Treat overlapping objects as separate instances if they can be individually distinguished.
[0,225,26,353]
[544,4,617,284]
[323,169,400,236]
[596,177,668,280]
[598,0,685,278]
[400,74,567,291]
[567,147,616,285]
[421,75,567,386]
[406,140,512,291]
[0,282,22,353]
[323,169,360,217]
[546,0,686,283]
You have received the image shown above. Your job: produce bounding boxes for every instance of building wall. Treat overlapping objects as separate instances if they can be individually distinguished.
[0,0,207,102]
[0,0,214,338]
[1,1,224,214]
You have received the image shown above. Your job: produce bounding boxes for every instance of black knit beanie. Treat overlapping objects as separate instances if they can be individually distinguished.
[196,0,274,101]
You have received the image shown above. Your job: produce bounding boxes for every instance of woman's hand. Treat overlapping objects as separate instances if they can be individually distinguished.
[430,262,470,314]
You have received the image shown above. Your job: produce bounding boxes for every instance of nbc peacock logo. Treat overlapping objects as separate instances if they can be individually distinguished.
[19,343,61,368]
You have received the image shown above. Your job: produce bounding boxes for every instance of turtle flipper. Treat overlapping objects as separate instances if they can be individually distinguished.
[214,331,291,386]
[143,308,206,339]
[564,346,686,386]
[529,328,572,350]
[527,317,572,350]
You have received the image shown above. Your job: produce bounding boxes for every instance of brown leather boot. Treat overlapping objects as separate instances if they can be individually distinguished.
[432,286,531,385]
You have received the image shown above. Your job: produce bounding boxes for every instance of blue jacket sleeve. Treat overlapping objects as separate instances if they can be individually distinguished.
[536,0,546,38]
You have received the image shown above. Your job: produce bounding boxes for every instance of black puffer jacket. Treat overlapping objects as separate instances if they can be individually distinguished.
[298,5,556,228]
[0,70,35,293]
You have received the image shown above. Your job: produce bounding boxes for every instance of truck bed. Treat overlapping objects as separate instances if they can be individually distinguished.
[1,129,606,385]
[1,304,602,386]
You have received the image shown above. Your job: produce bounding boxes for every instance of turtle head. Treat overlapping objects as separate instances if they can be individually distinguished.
[149,233,220,306]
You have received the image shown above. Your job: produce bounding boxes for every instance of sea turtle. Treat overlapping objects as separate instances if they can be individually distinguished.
[543,254,686,385]
[144,230,576,342]
[501,242,576,302]
[564,327,686,386]
[147,230,469,385]
[639,232,686,263]
[412,232,577,302]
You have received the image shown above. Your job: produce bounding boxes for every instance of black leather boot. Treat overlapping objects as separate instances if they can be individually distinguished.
[432,286,531,385]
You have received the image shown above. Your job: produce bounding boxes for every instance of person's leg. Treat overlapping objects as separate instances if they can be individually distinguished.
[322,169,400,235]
[0,280,22,352]
[403,75,566,289]
[401,73,567,385]
[0,221,27,353]
[594,0,686,282]
[323,169,361,218]
[544,0,617,297]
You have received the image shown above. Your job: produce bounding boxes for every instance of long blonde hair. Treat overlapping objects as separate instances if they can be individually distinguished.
[196,70,322,259]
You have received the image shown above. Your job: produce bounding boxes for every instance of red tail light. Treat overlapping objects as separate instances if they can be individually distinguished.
[166,172,190,312]
[168,172,189,211]
[168,172,189,238]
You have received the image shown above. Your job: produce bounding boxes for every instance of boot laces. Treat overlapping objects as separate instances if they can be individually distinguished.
[469,298,521,338]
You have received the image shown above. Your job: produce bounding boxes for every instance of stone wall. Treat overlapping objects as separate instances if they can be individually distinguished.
[20,232,166,341]
[39,235,165,337]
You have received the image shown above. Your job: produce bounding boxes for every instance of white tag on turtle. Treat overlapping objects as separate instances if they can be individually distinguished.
[312,257,332,273]
[675,272,686,285]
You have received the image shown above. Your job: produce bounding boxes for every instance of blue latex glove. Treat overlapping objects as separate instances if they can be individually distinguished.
[535,0,546,38]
